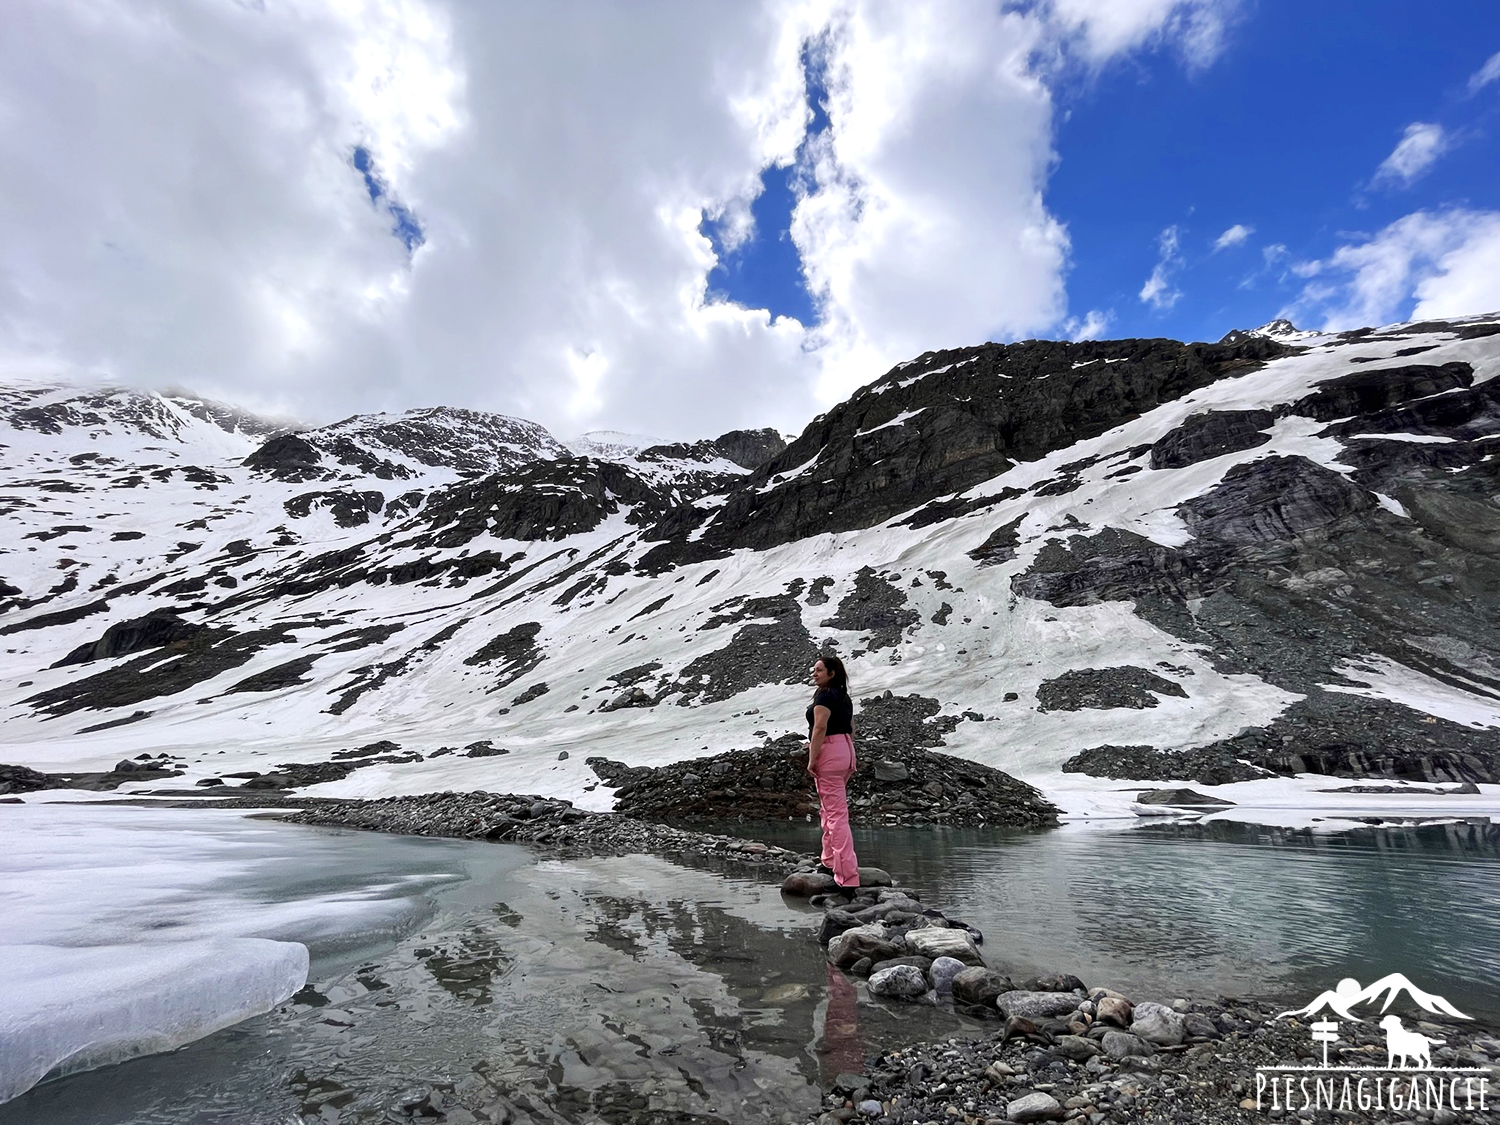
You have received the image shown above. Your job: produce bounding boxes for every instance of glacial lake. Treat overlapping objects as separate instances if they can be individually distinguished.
[3,807,1497,1124]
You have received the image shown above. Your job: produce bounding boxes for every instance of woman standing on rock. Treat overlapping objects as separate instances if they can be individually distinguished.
[806,654,860,889]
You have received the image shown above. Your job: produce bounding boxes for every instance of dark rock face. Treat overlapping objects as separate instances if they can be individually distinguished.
[54,610,207,666]
[228,655,320,693]
[1018,361,1500,787]
[968,516,1025,566]
[641,334,1288,565]
[1036,667,1188,712]
[26,622,313,716]
[1286,362,1472,422]
[819,567,919,650]
[242,433,324,481]
[1148,409,1275,469]
[284,489,385,527]
[710,427,788,470]
[406,457,676,548]
[463,622,544,690]
[1178,456,1376,545]
[674,595,818,704]
[0,763,54,794]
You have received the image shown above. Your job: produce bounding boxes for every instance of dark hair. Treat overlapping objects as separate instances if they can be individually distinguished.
[815,653,849,695]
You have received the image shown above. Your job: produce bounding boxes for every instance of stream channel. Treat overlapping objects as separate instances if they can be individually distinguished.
[3,805,1498,1125]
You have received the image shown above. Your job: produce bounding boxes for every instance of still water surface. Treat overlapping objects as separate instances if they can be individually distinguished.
[5,811,1496,1124]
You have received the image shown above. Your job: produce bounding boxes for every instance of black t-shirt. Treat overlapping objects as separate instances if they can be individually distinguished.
[806,688,854,737]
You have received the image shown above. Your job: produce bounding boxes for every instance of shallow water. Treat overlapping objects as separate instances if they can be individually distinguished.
[1,812,964,1125]
[5,810,1499,1123]
[733,818,1500,1024]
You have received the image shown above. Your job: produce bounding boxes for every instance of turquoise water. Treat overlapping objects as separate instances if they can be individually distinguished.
[738,818,1500,1024]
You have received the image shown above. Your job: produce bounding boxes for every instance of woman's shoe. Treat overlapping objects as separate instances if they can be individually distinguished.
[815,863,835,876]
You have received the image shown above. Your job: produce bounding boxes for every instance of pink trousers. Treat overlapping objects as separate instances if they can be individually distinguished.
[813,734,860,887]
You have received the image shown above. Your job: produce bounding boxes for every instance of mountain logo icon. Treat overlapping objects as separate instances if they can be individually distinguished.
[1277,973,1471,1023]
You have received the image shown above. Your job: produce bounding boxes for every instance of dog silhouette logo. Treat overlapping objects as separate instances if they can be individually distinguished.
[1379,1015,1444,1070]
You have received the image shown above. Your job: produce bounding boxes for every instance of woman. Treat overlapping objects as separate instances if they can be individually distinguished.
[806,653,860,889]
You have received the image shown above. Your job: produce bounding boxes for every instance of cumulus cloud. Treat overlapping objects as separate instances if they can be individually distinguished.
[0,0,1232,440]
[1139,225,1183,310]
[1372,122,1450,188]
[1212,223,1252,251]
[1063,309,1111,340]
[1044,0,1238,69]
[1287,209,1500,330]
[1468,50,1500,95]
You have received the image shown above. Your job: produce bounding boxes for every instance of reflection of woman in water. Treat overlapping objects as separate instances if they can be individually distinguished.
[806,654,860,889]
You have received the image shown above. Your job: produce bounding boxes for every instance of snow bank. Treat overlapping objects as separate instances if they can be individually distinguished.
[0,804,461,1105]
[0,940,307,1104]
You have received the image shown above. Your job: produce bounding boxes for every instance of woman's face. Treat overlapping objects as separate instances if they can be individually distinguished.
[811,660,831,688]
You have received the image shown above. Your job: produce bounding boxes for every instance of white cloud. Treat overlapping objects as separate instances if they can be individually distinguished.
[1372,122,1449,188]
[1063,309,1111,340]
[1045,0,1238,69]
[1212,223,1252,251]
[1261,243,1287,265]
[1467,50,1500,95]
[1139,225,1183,310]
[1287,209,1500,330]
[0,0,1233,440]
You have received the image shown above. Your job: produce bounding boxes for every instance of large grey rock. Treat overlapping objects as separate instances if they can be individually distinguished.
[1183,1011,1221,1040]
[1051,1034,1102,1061]
[927,956,967,998]
[827,925,904,970]
[1131,1001,1186,1046]
[1006,1091,1063,1122]
[856,866,894,887]
[1096,996,1133,1027]
[783,871,838,897]
[873,760,910,782]
[1136,788,1233,808]
[1100,1030,1155,1059]
[996,990,1082,1020]
[952,967,1013,1007]
[904,927,982,964]
[867,964,928,998]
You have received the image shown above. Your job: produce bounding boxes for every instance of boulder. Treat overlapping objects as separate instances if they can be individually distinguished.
[1100,1030,1155,1059]
[827,925,904,970]
[927,956,968,998]
[1183,1011,1221,1040]
[1095,996,1133,1027]
[817,908,865,944]
[1131,1001,1186,1046]
[1025,972,1087,993]
[869,955,932,977]
[1136,788,1233,808]
[904,927,982,964]
[856,866,894,887]
[996,991,1082,1020]
[1006,1092,1063,1122]
[867,964,928,999]
[783,870,838,897]
[873,760,910,782]
[1051,1035,1101,1061]
[952,967,1014,1008]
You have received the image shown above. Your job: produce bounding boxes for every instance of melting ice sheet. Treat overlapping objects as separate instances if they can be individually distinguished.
[0,803,470,1105]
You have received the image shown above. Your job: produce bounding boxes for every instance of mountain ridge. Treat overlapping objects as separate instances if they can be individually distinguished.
[2,314,1498,823]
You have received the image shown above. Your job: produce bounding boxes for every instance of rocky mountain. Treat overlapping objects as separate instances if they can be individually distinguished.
[1,315,1497,818]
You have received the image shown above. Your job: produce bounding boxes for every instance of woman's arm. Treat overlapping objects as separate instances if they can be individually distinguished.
[807,705,830,772]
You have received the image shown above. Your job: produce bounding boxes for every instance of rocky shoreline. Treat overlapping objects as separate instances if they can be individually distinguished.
[779,866,1500,1125]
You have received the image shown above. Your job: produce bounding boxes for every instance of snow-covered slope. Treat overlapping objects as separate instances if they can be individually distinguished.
[2,316,1498,817]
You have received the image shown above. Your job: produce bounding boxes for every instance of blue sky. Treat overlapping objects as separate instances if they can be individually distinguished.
[711,3,1500,347]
